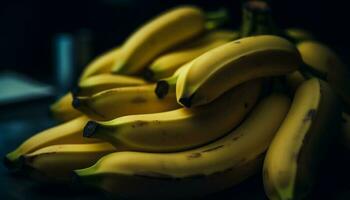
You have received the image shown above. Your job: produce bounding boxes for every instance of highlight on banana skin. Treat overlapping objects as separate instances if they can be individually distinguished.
[2,0,350,199]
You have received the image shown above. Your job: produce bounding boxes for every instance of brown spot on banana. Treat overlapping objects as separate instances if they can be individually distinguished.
[303,109,317,123]
[131,121,149,128]
[187,153,201,159]
[201,145,224,153]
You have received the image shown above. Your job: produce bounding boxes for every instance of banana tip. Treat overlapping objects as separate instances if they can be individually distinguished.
[179,97,192,108]
[155,80,169,99]
[83,121,99,138]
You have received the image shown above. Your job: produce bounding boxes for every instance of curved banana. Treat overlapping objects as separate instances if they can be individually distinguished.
[147,30,239,80]
[74,93,291,199]
[77,73,147,96]
[83,80,261,152]
[73,84,179,121]
[112,6,205,75]
[4,116,100,169]
[21,143,115,182]
[285,28,314,42]
[263,78,342,200]
[79,47,120,81]
[297,40,350,110]
[50,93,82,122]
[176,35,301,107]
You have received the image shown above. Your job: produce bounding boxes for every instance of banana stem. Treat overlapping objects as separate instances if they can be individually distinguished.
[240,0,281,37]
[205,8,230,30]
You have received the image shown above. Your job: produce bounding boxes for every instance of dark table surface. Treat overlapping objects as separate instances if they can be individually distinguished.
[1,100,350,200]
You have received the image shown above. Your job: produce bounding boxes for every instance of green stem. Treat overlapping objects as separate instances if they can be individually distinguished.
[240,0,282,37]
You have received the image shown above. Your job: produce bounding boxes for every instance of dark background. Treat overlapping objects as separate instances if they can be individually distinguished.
[1,0,350,199]
[0,0,349,83]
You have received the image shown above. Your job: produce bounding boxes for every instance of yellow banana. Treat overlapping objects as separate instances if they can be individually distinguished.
[50,93,81,122]
[112,6,205,75]
[263,78,342,200]
[73,84,179,121]
[83,80,261,152]
[79,47,120,81]
[74,93,290,199]
[176,35,301,107]
[21,143,115,182]
[4,116,100,168]
[147,30,240,80]
[285,28,314,42]
[77,73,147,96]
[297,40,350,111]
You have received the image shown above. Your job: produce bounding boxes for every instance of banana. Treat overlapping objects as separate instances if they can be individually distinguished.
[74,93,291,199]
[73,84,179,121]
[263,78,342,200]
[285,71,306,95]
[147,30,240,80]
[77,73,147,96]
[285,28,314,42]
[112,6,205,75]
[50,93,81,122]
[83,80,261,152]
[79,47,120,81]
[21,143,115,182]
[4,116,100,169]
[176,35,301,107]
[297,40,350,111]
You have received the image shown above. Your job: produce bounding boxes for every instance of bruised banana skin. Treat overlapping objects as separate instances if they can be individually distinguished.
[176,35,301,107]
[79,47,120,81]
[4,116,100,168]
[50,93,82,122]
[263,78,342,200]
[74,93,291,199]
[83,80,262,152]
[148,30,240,80]
[77,73,147,96]
[73,84,180,121]
[297,40,350,111]
[22,143,115,182]
[112,6,205,75]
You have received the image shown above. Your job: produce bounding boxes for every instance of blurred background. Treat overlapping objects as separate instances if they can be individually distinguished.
[1,0,350,199]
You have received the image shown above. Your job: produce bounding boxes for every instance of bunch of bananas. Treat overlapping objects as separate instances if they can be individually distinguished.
[4,2,350,199]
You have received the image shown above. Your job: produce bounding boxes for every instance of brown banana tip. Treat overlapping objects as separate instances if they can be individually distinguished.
[143,69,155,81]
[155,80,169,99]
[179,97,192,108]
[83,121,99,138]
[72,97,81,109]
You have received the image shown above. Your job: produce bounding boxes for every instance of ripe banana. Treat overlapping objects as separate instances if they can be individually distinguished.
[83,80,261,152]
[4,116,100,169]
[297,40,350,111]
[112,6,205,75]
[50,93,81,122]
[79,47,120,81]
[73,84,179,121]
[263,78,342,200]
[147,30,239,80]
[176,35,301,107]
[285,28,314,42]
[77,73,147,96]
[74,93,290,199]
[21,143,115,182]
